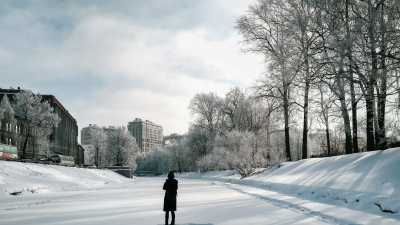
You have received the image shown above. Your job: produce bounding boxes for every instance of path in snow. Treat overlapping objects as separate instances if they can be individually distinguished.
[1,177,336,225]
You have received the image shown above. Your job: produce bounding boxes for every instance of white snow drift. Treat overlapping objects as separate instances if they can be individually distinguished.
[176,148,400,221]
[0,162,134,197]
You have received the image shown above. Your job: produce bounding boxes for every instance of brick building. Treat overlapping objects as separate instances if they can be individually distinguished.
[0,88,79,161]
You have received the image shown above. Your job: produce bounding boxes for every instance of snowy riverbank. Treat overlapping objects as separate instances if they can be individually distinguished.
[1,149,400,224]
[0,161,134,197]
[174,148,400,221]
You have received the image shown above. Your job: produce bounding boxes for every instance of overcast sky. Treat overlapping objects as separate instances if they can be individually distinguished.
[0,0,265,140]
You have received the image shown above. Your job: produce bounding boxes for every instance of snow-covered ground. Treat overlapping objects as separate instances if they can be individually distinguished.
[1,148,400,224]
[175,148,400,224]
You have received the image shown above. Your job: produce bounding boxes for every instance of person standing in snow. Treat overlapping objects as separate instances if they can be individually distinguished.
[163,171,178,225]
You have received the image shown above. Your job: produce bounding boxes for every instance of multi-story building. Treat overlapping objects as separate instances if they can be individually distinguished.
[80,124,116,145]
[42,95,78,158]
[127,118,163,153]
[0,88,78,160]
[81,124,94,146]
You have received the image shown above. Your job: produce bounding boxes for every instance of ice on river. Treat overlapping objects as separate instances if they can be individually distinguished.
[1,176,332,225]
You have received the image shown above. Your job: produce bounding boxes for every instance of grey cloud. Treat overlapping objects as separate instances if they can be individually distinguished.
[0,0,257,135]
[1,0,241,41]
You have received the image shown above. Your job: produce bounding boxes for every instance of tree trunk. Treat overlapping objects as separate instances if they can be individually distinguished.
[319,84,331,156]
[284,86,291,161]
[32,138,35,159]
[367,0,378,151]
[377,3,387,150]
[22,137,28,159]
[349,69,359,153]
[351,93,359,153]
[326,128,331,156]
[302,77,310,160]
[346,0,359,153]
[337,65,352,155]
[365,89,375,151]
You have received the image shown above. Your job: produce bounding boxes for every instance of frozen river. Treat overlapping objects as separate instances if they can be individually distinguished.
[1,177,333,225]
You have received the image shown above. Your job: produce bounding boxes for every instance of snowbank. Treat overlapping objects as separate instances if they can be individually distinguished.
[0,161,134,197]
[175,148,400,217]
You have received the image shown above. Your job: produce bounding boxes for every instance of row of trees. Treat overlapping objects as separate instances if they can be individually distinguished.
[236,0,400,158]
[138,88,322,177]
[138,0,400,177]
[0,90,61,159]
[83,125,140,169]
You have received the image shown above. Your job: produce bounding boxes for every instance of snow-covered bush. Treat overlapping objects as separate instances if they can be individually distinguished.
[212,130,264,177]
[36,137,56,158]
[136,146,169,173]
[196,147,229,173]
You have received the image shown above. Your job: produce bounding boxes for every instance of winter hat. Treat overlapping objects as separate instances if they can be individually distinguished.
[168,171,174,179]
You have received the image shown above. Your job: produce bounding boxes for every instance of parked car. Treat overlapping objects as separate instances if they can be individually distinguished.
[82,164,97,168]
[50,154,75,166]
[36,155,51,162]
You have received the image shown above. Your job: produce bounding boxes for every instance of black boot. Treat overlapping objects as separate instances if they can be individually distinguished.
[171,219,175,225]
[165,219,168,225]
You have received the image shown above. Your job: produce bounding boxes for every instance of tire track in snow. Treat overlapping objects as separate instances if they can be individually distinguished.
[217,182,360,225]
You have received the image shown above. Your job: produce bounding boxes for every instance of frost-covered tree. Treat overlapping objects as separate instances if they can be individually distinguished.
[166,138,189,174]
[189,93,223,149]
[107,126,140,169]
[36,136,55,158]
[236,0,303,161]
[12,90,60,159]
[214,130,265,177]
[137,145,169,173]
[89,125,107,167]
[0,95,15,136]
[0,95,16,129]
[196,147,229,173]
[83,145,95,165]
[186,124,213,159]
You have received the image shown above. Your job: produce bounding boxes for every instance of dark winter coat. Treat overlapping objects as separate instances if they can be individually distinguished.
[163,178,178,211]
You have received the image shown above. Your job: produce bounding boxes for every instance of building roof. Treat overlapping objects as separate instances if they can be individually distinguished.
[128,118,163,128]
[0,88,77,124]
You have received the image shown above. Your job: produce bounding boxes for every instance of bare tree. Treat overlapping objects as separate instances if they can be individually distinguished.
[236,0,304,161]
[166,138,188,174]
[316,82,333,156]
[188,92,223,154]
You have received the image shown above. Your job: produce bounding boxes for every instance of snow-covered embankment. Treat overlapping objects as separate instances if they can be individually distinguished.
[176,148,400,219]
[0,161,134,197]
